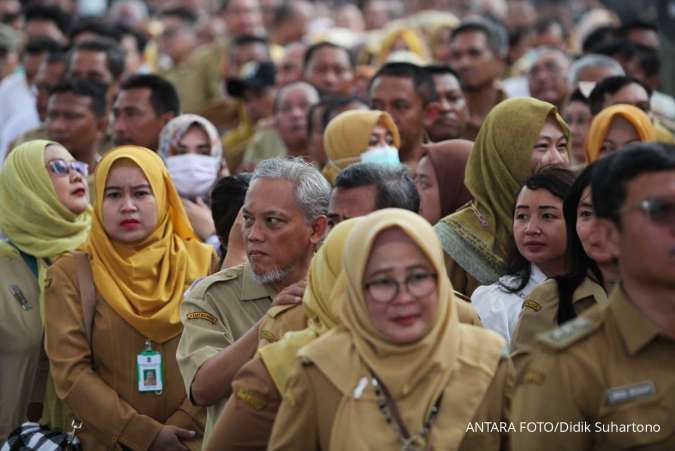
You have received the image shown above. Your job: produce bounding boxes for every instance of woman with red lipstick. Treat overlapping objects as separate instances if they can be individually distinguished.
[0,140,91,440]
[43,146,217,450]
[269,209,512,451]
[471,167,576,344]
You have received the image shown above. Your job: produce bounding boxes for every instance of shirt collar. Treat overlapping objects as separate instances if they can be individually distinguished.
[573,277,608,304]
[241,262,277,302]
[610,285,661,356]
[530,264,548,283]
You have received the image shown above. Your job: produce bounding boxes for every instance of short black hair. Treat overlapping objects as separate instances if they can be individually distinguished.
[24,5,71,36]
[334,163,420,213]
[70,38,126,81]
[230,34,269,49]
[24,37,62,55]
[211,173,252,250]
[588,75,652,115]
[452,17,508,58]
[306,97,336,137]
[115,24,149,53]
[368,62,436,105]
[321,96,369,129]
[69,17,121,42]
[159,7,199,25]
[303,42,355,71]
[49,77,108,117]
[568,87,588,105]
[119,74,180,116]
[618,19,657,37]
[501,166,577,293]
[582,25,618,54]
[425,64,462,91]
[592,142,675,225]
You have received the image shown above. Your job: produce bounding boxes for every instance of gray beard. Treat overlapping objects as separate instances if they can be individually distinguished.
[250,267,291,285]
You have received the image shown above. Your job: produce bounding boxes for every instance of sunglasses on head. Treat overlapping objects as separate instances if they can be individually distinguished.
[627,198,675,225]
[46,159,89,178]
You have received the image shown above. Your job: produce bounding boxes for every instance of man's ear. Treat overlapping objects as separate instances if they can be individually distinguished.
[422,101,440,129]
[160,112,177,127]
[309,215,329,246]
[96,114,109,133]
[591,218,621,263]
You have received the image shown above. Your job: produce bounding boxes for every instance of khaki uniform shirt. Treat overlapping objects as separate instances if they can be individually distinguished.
[177,263,275,441]
[269,325,514,451]
[257,304,308,349]
[43,254,204,451]
[511,286,675,450]
[444,253,482,298]
[0,241,42,441]
[242,126,287,166]
[510,277,608,372]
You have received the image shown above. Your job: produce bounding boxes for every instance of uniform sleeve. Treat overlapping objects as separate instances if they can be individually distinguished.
[43,260,162,451]
[204,356,281,451]
[176,286,233,397]
[268,361,320,451]
[510,350,594,451]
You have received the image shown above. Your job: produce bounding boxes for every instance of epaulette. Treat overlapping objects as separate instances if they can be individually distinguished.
[185,264,244,299]
[536,317,599,350]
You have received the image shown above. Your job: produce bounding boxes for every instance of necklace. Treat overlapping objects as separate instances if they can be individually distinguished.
[370,372,443,451]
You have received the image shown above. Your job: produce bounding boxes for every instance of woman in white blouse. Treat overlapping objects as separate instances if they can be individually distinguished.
[471,167,576,342]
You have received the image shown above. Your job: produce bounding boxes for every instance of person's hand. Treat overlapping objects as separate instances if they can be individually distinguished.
[150,425,196,451]
[271,279,307,306]
[222,208,247,268]
[183,197,216,241]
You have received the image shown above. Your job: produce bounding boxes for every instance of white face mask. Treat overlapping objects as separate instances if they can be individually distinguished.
[166,153,220,199]
[360,145,401,166]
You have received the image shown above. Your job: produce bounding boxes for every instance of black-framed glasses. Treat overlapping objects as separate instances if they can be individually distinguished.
[46,159,89,178]
[364,271,437,303]
[623,197,675,226]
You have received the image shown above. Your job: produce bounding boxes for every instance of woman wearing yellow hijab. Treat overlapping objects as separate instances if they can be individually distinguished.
[585,104,656,162]
[434,97,571,296]
[269,209,512,451]
[0,140,90,441]
[379,25,431,65]
[322,110,400,184]
[204,218,359,451]
[44,146,216,450]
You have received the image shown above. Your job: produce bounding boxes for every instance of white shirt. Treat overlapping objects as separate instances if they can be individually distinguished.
[471,264,547,344]
[0,71,37,165]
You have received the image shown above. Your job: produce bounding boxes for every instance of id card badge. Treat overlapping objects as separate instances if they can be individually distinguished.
[137,340,163,393]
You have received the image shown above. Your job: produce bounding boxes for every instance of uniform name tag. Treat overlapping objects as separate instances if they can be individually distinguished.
[9,285,32,311]
[137,341,163,393]
[606,381,655,406]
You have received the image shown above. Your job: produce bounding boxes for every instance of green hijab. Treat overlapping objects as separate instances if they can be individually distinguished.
[434,97,569,283]
[0,140,91,257]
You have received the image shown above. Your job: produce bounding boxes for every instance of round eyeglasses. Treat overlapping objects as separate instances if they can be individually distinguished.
[364,271,437,303]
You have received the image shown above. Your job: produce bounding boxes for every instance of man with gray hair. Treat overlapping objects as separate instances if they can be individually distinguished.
[567,53,624,96]
[177,157,330,441]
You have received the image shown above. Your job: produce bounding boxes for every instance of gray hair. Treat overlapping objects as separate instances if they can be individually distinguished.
[568,53,624,89]
[251,157,331,221]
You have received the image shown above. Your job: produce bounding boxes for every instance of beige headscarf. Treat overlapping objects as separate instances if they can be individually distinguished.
[322,110,400,184]
[299,209,462,450]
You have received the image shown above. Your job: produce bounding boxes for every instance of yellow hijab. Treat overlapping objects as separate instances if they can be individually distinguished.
[300,209,460,450]
[322,110,400,184]
[0,140,91,258]
[585,104,657,163]
[81,146,214,343]
[379,26,431,64]
[259,218,360,392]
[436,97,570,280]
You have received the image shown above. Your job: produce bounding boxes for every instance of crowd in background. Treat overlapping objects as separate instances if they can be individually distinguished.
[0,0,674,450]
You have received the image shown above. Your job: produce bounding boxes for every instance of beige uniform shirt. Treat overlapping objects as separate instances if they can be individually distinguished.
[511,286,675,450]
[242,126,287,166]
[510,277,608,372]
[0,241,42,441]
[177,263,275,441]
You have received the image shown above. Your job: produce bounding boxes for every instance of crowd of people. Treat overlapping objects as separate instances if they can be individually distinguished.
[0,0,674,450]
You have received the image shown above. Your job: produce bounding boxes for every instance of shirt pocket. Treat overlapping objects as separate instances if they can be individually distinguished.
[597,395,673,448]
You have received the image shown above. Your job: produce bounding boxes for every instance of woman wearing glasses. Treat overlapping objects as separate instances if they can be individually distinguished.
[269,209,513,451]
[43,146,217,450]
[0,140,91,441]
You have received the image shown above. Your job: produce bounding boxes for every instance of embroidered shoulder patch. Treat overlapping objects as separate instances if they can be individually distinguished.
[236,387,266,410]
[185,311,217,324]
[537,317,596,350]
[606,381,656,406]
[523,299,542,312]
[521,369,546,385]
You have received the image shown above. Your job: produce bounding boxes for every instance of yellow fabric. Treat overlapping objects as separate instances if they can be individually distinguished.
[585,104,657,162]
[322,110,400,184]
[0,140,91,259]
[442,97,570,267]
[81,146,214,343]
[259,218,360,392]
[379,26,431,65]
[313,209,460,450]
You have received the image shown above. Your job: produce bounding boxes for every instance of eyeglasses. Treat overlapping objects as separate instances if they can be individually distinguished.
[46,159,89,178]
[624,197,675,225]
[364,271,437,303]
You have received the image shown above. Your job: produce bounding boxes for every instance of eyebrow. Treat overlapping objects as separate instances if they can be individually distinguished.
[579,201,593,208]
[367,264,430,277]
[105,184,152,191]
[515,205,560,210]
